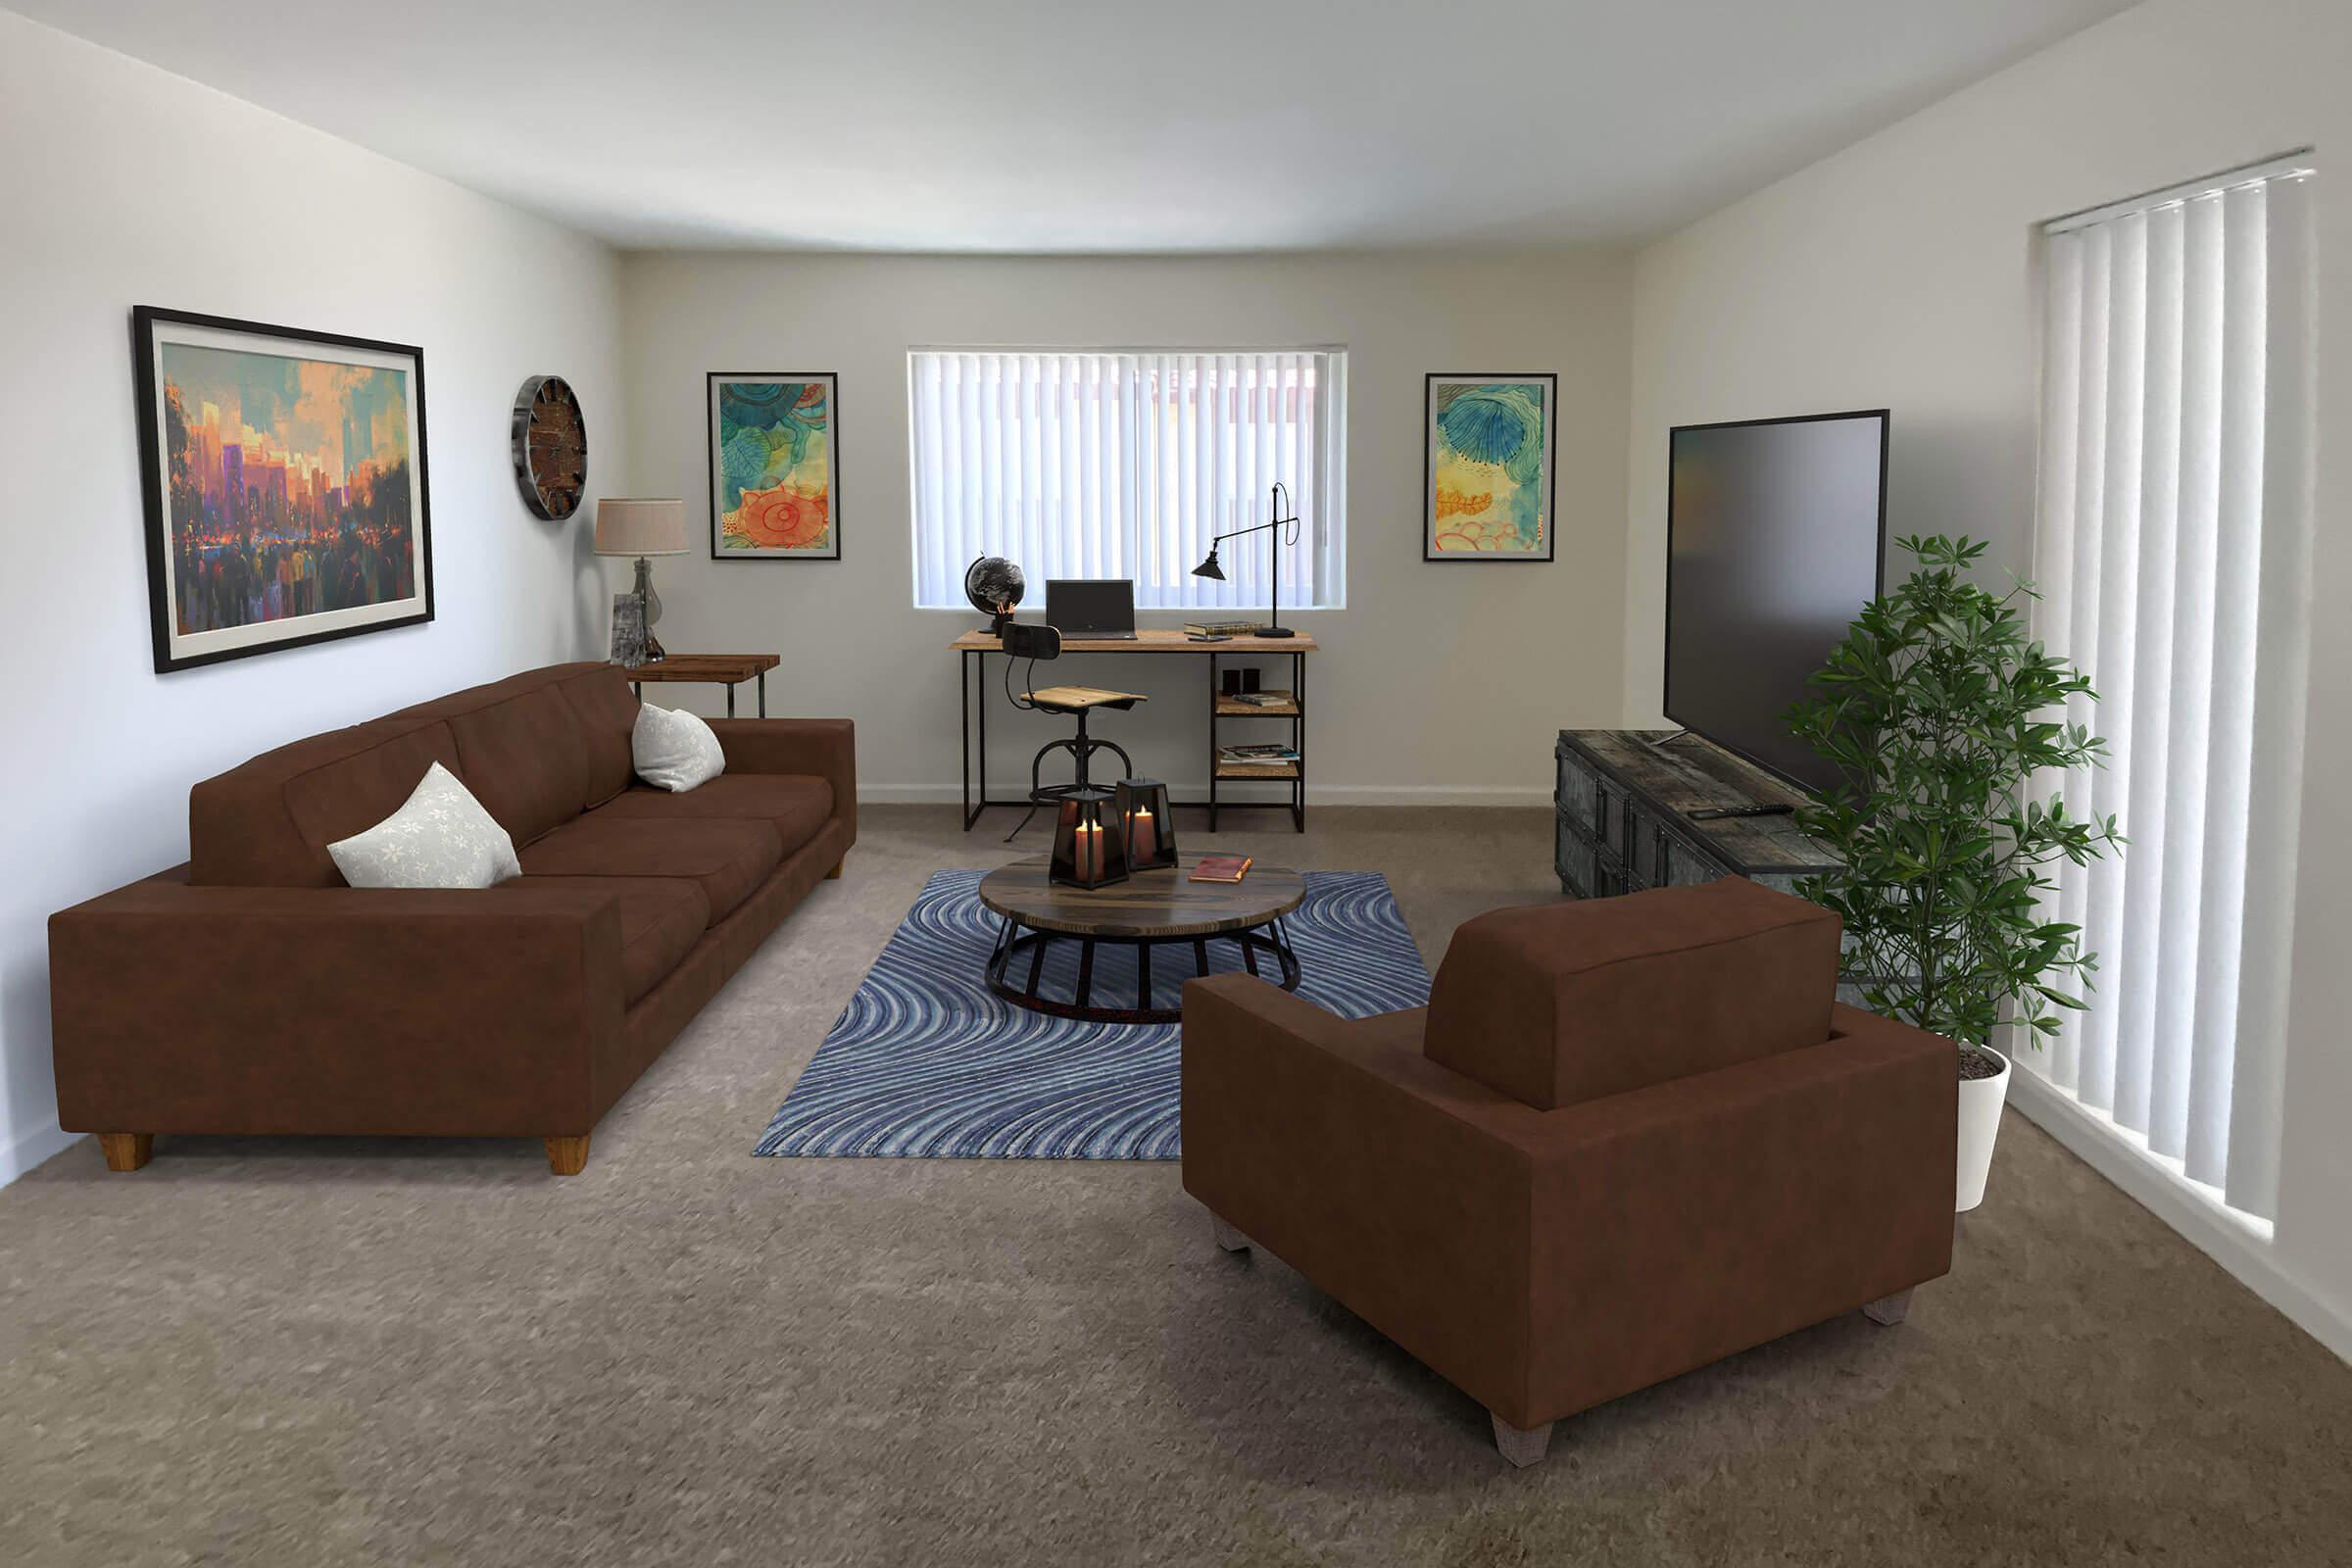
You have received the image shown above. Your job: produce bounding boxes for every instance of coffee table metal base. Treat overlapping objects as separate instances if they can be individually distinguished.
[984,914,1300,1025]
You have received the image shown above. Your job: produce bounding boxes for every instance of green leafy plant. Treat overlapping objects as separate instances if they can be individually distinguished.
[1787,534,2123,1056]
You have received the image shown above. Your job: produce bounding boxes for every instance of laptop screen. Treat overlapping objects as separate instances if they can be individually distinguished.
[1046,579,1135,637]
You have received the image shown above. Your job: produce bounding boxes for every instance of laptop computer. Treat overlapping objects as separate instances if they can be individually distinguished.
[1046,578,1137,640]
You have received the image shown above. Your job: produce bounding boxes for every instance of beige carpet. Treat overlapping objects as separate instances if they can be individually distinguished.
[3,806,2347,1567]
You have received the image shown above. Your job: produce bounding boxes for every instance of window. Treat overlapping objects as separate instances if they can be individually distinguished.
[2032,154,2316,1221]
[908,349,1347,611]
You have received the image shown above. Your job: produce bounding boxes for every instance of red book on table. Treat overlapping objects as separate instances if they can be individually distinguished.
[1189,856,1252,884]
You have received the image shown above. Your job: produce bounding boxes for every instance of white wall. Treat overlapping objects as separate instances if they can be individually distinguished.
[615,250,1632,804]
[0,13,627,1182]
[1625,0,2352,1358]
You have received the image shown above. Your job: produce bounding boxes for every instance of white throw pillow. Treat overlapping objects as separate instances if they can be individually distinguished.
[327,762,521,889]
[633,702,726,793]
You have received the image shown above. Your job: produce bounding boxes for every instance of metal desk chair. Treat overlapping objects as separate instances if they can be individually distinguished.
[1002,622,1147,842]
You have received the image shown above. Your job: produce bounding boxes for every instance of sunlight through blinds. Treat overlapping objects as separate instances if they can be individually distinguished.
[2031,155,2316,1220]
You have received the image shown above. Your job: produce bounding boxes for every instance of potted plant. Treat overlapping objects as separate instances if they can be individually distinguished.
[1787,534,2122,1211]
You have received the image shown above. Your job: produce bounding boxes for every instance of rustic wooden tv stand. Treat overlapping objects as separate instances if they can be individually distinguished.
[1552,730,1840,899]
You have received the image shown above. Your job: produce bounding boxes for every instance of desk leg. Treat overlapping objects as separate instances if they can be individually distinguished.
[726,682,737,718]
[1294,651,1306,833]
[1207,652,1220,834]
[759,671,767,718]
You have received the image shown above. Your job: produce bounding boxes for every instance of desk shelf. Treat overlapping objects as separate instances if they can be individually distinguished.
[1213,690,1299,718]
[1214,760,1300,780]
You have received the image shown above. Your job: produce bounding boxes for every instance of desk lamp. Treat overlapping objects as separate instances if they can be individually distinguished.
[1192,481,1300,639]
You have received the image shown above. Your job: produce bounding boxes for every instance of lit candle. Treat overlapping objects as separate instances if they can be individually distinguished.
[1075,819,1100,881]
[1129,807,1157,864]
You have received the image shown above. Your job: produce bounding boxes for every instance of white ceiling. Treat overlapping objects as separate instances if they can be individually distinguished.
[11,0,2136,252]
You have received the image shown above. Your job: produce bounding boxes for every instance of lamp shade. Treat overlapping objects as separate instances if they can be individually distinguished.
[593,497,689,557]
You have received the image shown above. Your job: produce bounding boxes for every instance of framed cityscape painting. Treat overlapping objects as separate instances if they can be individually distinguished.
[1424,372,1556,562]
[708,371,839,561]
[134,307,432,672]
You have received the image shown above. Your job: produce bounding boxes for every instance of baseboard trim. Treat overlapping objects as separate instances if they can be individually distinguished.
[0,1120,82,1188]
[859,784,1553,808]
[2007,1069,2352,1365]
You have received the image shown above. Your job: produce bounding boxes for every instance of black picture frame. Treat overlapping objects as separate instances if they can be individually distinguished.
[133,306,433,673]
[1423,371,1558,563]
[707,370,842,562]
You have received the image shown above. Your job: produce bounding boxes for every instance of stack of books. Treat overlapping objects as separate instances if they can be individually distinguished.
[1183,619,1259,638]
[1228,689,1292,708]
[1218,743,1299,766]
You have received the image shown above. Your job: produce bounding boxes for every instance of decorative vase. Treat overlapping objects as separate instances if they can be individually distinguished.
[1955,1046,2012,1212]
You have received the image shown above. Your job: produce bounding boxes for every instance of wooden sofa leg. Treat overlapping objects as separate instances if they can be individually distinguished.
[825,858,845,880]
[544,1135,591,1176]
[98,1133,154,1172]
[1492,1413,1554,1468]
[1863,1288,1915,1326]
[1208,1211,1250,1252]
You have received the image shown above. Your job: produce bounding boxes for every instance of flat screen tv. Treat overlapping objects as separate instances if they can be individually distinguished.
[1665,411,1888,795]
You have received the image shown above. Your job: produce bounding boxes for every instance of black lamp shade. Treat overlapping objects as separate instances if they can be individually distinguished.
[1191,549,1225,581]
[1050,788,1129,890]
[1114,778,1177,871]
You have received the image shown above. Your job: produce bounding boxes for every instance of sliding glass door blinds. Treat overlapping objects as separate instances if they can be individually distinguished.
[2031,155,2317,1221]
[907,350,1347,611]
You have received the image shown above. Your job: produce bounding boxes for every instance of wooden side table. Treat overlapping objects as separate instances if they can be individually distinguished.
[625,653,780,717]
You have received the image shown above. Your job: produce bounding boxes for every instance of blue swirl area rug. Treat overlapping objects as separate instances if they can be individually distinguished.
[755,869,1429,1160]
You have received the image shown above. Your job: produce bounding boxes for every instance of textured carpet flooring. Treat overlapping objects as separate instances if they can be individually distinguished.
[3,806,2349,1567]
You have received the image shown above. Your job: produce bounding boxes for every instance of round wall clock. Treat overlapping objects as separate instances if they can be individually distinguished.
[511,374,586,520]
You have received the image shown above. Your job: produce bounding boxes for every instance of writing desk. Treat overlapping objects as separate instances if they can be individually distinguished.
[952,628,1316,833]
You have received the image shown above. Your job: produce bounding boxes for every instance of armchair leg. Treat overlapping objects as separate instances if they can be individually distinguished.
[1492,1413,1554,1468]
[1863,1288,1915,1326]
[544,1135,591,1176]
[98,1133,154,1172]
[825,858,845,880]
[1208,1211,1250,1252]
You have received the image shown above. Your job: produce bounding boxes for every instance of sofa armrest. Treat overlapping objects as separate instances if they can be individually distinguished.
[709,717,856,841]
[1180,973,1546,1422]
[49,872,627,1138]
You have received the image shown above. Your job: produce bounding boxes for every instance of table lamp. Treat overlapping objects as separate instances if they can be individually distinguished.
[594,498,689,662]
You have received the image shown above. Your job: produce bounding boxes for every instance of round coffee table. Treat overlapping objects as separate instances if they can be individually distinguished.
[976,855,1306,1024]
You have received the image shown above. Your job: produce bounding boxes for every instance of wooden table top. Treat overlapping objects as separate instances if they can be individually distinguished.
[625,653,780,682]
[977,855,1304,938]
[951,627,1319,654]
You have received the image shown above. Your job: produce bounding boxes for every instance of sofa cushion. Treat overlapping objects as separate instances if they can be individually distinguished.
[590,775,834,858]
[494,874,710,1004]
[1424,877,1841,1110]
[446,685,592,847]
[516,816,782,925]
[555,665,641,808]
[327,762,521,890]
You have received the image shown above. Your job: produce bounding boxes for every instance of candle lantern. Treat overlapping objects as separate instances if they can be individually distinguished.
[1114,778,1177,872]
[1050,787,1129,890]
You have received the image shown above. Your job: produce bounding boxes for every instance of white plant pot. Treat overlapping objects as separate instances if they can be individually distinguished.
[1955,1046,2012,1212]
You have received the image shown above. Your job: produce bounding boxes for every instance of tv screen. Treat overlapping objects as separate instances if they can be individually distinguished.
[1666,412,1887,794]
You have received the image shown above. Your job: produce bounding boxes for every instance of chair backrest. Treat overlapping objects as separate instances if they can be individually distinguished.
[1422,877,1843,1109]
[1003,622,1062,662]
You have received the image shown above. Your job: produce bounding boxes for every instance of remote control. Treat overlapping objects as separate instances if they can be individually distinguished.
[1687,803,1797,821]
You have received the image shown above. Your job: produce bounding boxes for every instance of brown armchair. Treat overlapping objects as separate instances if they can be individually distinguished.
[1179,875,1955,1466]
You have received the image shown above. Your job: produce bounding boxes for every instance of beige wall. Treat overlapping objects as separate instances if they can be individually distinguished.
[613,250,1632,805]
[0,13,627,1181]
[1625,0,2352,1357]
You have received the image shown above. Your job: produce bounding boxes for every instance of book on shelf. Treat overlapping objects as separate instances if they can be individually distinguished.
[1184,619,1259,637]
[1228,690,1293,708]
[1218,744,1299,765]
[1189,855,1253,884]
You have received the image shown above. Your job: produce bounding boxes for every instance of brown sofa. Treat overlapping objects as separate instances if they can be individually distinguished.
[1180,875,1954,1466]
[49,662,854,1176]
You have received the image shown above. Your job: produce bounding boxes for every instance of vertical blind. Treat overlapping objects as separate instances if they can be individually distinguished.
[2031,155,2316,1220]
[908,349,1347,611]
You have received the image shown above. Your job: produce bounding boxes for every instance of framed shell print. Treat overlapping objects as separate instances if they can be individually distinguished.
[708,371,839,561]
[1424,372,1556,562]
